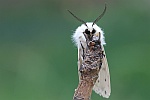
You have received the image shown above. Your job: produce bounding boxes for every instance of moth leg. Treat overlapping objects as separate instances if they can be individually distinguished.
[80,41,85,59]
[83,32,88,42]
[97,32,105,58]
[98,32,101,42]
[82,32,89,48]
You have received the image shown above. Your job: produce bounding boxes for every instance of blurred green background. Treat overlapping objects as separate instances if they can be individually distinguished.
[0,0,150,100]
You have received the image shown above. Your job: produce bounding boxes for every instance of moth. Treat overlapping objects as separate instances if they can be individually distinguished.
[68,4,111,98]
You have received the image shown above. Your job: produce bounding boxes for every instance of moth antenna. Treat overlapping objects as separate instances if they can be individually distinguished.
[67,10,88,27]
[92,4,107,26]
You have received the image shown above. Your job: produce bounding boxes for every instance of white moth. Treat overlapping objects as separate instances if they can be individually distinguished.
[68,4,111,98]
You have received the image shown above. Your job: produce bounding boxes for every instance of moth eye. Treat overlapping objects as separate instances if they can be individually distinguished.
[85,29,90,34]
[92,29,96,34]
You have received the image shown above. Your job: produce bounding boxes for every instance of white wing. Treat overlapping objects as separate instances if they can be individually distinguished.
[93,46,111,98]
[77,46,82,80]
[77,37,86,80]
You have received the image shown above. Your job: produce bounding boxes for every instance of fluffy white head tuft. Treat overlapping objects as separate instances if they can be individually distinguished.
[72,22,106,48]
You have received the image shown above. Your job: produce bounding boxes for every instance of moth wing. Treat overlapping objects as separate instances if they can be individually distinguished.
[93,46,111,98]
[77,45,83,80]
[77,37,87,80]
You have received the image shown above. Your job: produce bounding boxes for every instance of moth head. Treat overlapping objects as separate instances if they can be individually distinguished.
[68,4,106,44]
[83,28,96,41]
